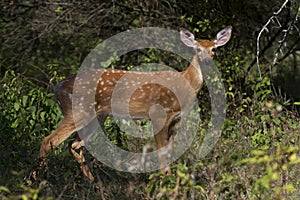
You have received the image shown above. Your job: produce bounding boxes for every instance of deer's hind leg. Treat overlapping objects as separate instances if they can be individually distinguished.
[39,117,77,167]
[69,134,94,182]
[68,114,108,182]
[26,117,77,185]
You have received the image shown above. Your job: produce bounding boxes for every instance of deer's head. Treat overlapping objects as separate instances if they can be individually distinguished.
[180,26,232,61]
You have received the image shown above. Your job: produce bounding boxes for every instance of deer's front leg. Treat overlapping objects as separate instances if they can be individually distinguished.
[153,115,178,175]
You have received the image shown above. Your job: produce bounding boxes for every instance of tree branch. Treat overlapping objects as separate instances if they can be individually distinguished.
[248,0,291,79]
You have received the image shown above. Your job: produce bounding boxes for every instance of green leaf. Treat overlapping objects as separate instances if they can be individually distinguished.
[30,119,35,126]
[0,186,10,193]
[11,119,19,128]
[22,95,28,106]
[40,111,46,121]
[14,102,20,111]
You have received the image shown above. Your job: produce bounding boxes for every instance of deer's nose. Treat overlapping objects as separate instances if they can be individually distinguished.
[202,57,213,65]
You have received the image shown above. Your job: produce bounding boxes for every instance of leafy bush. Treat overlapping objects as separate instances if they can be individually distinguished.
[0,69,63,187]
[1,1,299,198]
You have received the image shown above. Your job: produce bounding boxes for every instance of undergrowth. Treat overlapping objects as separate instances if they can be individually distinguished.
[1,55,300,200]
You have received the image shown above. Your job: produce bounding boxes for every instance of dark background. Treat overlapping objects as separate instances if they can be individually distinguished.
[0,0,300,199]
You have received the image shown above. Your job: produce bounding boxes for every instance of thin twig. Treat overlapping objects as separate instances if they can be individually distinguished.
[172,174,180,200]
[255,0,290,80]
[273,4,300,65]
[56,178,73,200]
[275,37,300,64]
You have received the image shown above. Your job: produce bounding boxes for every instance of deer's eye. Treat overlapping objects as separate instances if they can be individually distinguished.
[212,48,217,53]
[197,47,202,53]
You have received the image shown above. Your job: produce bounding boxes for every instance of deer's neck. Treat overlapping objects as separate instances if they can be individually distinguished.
[181,57,203,92]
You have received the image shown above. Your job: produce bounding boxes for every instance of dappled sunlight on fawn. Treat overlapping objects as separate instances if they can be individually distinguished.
[34,26,232,182]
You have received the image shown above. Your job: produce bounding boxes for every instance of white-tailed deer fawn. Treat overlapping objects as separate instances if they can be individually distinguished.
[37,26,232,182]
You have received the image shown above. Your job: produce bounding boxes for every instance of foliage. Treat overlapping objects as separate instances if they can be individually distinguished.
[0,184,52,200]
[0,0,300,199]
[239,145,300,198]
[0,70,62,139]
[0,68,64,189]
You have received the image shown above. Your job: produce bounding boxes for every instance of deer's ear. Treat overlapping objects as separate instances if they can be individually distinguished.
[214,26,232,47]
[180,29,197,48]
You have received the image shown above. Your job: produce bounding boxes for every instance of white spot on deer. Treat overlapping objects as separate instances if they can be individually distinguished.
[89,105,94,110]
[104,97,111,101]
[172,101,177,107]
[139,93,146,99]
[107,81,114,86]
